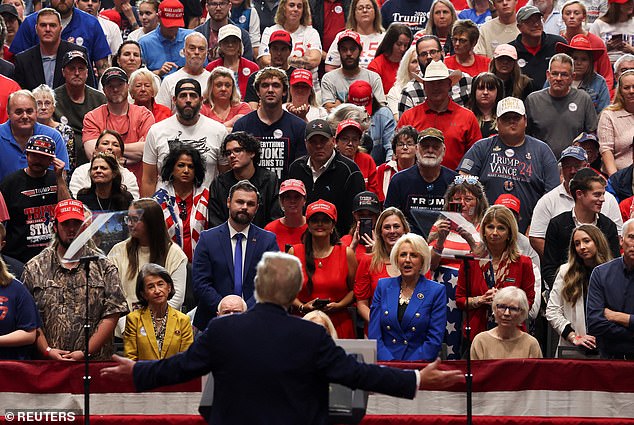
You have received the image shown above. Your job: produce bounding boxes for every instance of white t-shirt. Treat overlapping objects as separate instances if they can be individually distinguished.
[155,68,211,112]
[325,31,385,68]
[69,162,140,200]
[98,16,123,59]
[589,18,634,63]
[142,114,228,190]
[126,27,150,42]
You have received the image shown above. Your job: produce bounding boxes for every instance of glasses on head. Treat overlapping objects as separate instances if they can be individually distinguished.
[124,215,141,225]
[454,175,479,185]
[356,5,373,11]
[496,304,522,314]
[207,1,228,7]
[223,147,246,157]
[396,141,416,148]
[178,199,187,221]
[418,49,439,58]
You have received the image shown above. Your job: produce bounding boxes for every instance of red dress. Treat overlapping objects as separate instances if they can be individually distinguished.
[264,218,308,252]
[293,243,355,338]
[353,254,389,302]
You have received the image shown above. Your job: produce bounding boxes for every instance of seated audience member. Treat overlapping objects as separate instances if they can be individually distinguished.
[376,126,418,203]
[109,198,188,334]
[547,225,610,357]
[386,46,422,120]
[418,0,458,56]
[456,205,536,346]
[333,119,379,196]
[355,207,409,324]
[124,263,193,361]
[127,0,160,41]
[444,19,490,76]
[284,68,327,122]
[0,254,38,360]
[458,0,492,25]
[554,34,610,114]
[368,23,413,95]
[208,132,282,228]
[76,152,134,212]
[489,43,535,100]
[138,0,193,77]
[510,5,567,90]
[289,200,358,339]
[598,70,634,177]
[265,179,308,252]
[473,0,520,59]
[23,199,129,361]
[467,72,504,138]
[525,53,598,159]
[324,0,385,72]
[200,66,252,131]
[205,25,259,101]
[347,81,396,165]
[153,144,209,263]
[458,96,560,234]
[70,130,140,200]
[321,30,386,112]
[112,41,143,78]
[471,286,543,359]
[303,310,338,338]
[341,191,381,262]
[156,32,210,111]
[384,127,457,237]
[587,218,634,359]
[129,68,172,123]
[542,167,621,291]
[529,146,622,257]
[588,0,634,65]
[217,294,248,315]
[257,0,321,85]
[369,232,446,361]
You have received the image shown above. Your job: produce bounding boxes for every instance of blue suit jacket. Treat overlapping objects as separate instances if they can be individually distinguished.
[192,222,278,329]
[369,276,447,361]
[134,303,418,424]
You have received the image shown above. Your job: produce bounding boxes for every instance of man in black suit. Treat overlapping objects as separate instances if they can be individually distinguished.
[102,252,464,424]
[13,7,95,90]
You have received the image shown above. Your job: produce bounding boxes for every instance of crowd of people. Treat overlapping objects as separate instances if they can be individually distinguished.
[1,0,634,366]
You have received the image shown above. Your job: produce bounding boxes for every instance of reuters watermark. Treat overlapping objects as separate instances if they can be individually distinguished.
[4,409,82,422]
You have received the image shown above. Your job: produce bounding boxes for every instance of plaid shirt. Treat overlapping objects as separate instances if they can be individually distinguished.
[397,73,472,119]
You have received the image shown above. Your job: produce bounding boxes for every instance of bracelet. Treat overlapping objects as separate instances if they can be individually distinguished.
[45,346,52,356]
[299,304,304,314]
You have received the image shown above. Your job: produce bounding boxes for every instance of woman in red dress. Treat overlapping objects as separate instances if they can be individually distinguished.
[289,200,358,338]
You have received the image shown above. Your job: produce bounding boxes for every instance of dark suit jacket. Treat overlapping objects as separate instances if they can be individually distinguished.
[134,302,418,424]
[13,41,95,91]
[192,222,278,329]
[0,58,14,80]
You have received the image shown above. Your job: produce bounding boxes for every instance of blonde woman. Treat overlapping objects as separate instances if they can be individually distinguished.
[201,66,252,131]
[386,45,422,119]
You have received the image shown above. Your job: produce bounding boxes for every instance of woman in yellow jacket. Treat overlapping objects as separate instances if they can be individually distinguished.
[124,263,193,360]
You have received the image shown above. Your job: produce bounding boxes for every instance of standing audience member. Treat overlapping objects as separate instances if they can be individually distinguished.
[127,0,160,41]
[369,233,447,361]
[129,68,172,123]
[474,0,520,58]
[340,190,381,262]
[488,43,535,100]
[589,0,634,64]
[76,152,134,212]
[536,0,564,35]
[264,178,307,251]
[368,23,413,95]
[230,0,262,56]
[75,0,122,60]
[334,119,379,196]
[419,0,458,55]
[376,126,418,204]
[111,40,143,78]
[386,46,422,119]
[284,68,328,122]
[201,66,251,131]
[467,72,504,138]
[458,0,492,25]
[444,19,491,76]
[307,0,348,58]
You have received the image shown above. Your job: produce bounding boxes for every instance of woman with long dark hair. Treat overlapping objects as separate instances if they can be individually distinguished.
[467,72,504,137]
[589,0,634,64]
[77,152,134,212]
[368,23,413,95]
[489,43,535,100]
[421,0,458,55]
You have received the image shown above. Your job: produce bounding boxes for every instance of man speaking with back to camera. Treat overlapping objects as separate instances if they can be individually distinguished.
[101,252,464,424]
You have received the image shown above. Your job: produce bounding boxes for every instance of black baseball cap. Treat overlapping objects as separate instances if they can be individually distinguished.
[62,50,89,68]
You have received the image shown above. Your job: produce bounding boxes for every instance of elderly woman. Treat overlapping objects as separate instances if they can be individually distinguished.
[369,233,446,361]
[130,67,171,122]
[303,310,338,337]
[547,225,611,356]
[456,205,535,345]
[386,46,422,119]
[153,144,209,263]
[489,44,535,100]
[355,207,409,324]
[471,286,542,359]
[76,152,134,212]
[32,84,75,169]
[265,179,308,251]
[289,200,357,339]
[598,70,634,175]
[376,127,417,203]
[206,25,260,100]
[201,67,252,131]
[368,23,413,95]
[258,0,322,88]
[325,0,385,71]
[123,263,193,360]
[467,72,504,138]
[284,68,327,122]
[445,19,490,76]
[334,118,379,195]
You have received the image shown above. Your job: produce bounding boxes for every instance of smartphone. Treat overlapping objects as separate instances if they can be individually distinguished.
[359,218,373,245]
[448,202,463,213]
[611,33,624,43]
[313,299,330,310]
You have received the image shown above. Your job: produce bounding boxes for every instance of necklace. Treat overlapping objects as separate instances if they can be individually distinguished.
[96,195,112,211]
[150,308,168,355]
[399,287,412,305]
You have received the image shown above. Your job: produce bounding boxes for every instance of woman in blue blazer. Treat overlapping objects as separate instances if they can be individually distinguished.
[369,233,447,361]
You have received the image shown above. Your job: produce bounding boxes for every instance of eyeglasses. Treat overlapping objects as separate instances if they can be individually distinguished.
[496,304,522,314]
[337,137,360,145]
[550,71,571,78]
[418,49,439,58]
[396,141,416,148]
[36,100,54,108]
[207,1,228,7]
[356,5,373,11]
[124,216,141,225]
[451,37,469,44]
[454,175,479,185]
[223,147,246,157]
[178,199,187,221]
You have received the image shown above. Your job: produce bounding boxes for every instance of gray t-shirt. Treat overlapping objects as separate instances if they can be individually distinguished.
[320,68,386,106]
[525,87,598,158]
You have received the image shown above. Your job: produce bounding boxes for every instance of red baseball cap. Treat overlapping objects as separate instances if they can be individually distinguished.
[279,179,306,196]
[269,29,292,48]
[290,69,313,87]
[55,199,85,223]
[99,9,122,29]
[158,0,185,28]
[347,80,373,115]
[337,30,362,49]
[494,194,520,216]
[306,199,337,223]
[336,119,363,138]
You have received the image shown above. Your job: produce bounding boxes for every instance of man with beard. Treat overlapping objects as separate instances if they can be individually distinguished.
[321,30,385,112]
[10,0,110,79]
[384,128,457,237]
[193,0,253,61]
[192,179,278,330]
[156,32,210,112]
[22,199,129,361]
[398,34,472,118]
[141,78,228,197]
[458,96,560,234]
[398,60,481,170]
[0,135,70,265]
[83,67,155,185]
